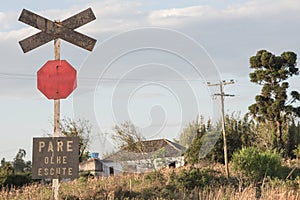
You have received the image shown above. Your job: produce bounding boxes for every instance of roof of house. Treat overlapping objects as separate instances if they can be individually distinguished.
[103,139,186,162]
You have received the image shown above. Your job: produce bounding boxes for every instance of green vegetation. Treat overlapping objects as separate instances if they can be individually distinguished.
[183,113,255,164]
[248,50,300,150]
[183,50,300,166]
[0,149,32,188]
[232,147,281,181]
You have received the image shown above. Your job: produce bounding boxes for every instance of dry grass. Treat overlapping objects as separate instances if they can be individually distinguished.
[0,165,299,200]
[1,182,298,200]
[0,183,52,200]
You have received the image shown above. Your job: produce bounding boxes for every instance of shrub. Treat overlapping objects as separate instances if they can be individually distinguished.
[78,171,94,182]
[0,173,32,188]
[178,168,209,190]
[145,170,165,183]
[232,147,281,181]
[292,145,300,159]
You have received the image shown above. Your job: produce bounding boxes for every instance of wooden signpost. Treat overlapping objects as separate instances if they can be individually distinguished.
[18,8,97,200]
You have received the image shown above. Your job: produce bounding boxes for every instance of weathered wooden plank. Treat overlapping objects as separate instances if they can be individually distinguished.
[19,9,54,33]
[61,8,96,30]
[19,32,53,53]
[57,28,96,51]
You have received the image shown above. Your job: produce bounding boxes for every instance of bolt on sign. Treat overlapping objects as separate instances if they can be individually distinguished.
[32,137,79,179]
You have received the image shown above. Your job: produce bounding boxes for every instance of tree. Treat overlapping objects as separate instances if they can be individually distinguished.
[112,121,144,152]
[13,149,31,173]
[179,116,207,148]
[0,158,14,176]
[248,50,300,150]
[0,150,32,188]
[112,121,161,171]
[287,120,300,158]
[60,118,92,162]
[182,116,208,164]
[207,113,255,163]
[185,114,255,164]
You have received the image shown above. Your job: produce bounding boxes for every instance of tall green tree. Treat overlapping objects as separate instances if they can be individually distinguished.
[248,50,300,150]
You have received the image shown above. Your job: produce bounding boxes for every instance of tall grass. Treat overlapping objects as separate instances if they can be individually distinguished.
[0,165,299,199]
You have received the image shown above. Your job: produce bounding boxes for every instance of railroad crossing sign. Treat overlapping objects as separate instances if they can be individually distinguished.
[18,8,97,200]
[37,60,77,99]
[18,8,97,53]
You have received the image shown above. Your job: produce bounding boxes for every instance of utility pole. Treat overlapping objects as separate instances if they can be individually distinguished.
[207,80,235,179]
[53,36,60,200]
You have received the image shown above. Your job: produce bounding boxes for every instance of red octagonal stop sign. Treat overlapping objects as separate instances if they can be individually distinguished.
[37,60,77,99]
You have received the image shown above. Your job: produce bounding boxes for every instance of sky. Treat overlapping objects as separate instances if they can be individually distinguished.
[0,0,299,161]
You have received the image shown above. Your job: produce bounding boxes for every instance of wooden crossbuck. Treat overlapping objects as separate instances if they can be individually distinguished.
[19,8,97,53]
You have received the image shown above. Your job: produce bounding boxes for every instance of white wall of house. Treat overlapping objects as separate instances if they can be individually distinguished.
[154,156,185,169]
[102,156,185,176]
[102,162,123,176]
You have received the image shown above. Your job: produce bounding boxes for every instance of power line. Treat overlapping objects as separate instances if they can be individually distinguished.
[0,72,220,83]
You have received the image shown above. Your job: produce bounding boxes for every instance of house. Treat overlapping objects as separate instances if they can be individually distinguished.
[79,139,186,176]
[79,158,104,176]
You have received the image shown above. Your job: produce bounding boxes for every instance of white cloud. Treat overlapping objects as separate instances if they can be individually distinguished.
[0,11,19,30]
[225,0,300,17]
[0,27,39,40]
[87,0,145,33]
[148,6,218,26]
[37,0,145,34]
[147,0,300,27]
